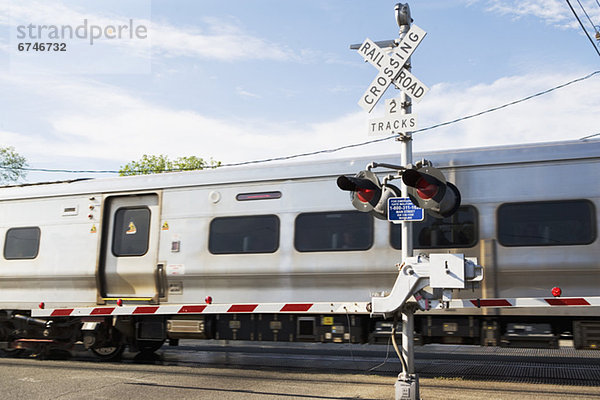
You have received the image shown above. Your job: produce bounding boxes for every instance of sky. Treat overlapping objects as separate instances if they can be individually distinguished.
[0,0,599,183]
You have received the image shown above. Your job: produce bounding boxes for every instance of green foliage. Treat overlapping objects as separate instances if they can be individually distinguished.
[118,154,221,176]
[0,146,28,184]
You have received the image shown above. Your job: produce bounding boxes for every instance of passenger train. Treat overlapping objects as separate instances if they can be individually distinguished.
[0,139,598,358]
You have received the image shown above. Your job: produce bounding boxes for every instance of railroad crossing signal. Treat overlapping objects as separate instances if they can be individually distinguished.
[347,6,459,399]
[402,166,461,218]
[356,25,429,113]
[336,170,401,220]
[337,166,461,220]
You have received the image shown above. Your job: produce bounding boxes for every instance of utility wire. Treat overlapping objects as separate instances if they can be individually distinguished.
[576,0,600,35]
[580,132,600,140]
[411,70,600,134]
[566,0,600,57]
[3,70,600,175]
[219,69,599,168]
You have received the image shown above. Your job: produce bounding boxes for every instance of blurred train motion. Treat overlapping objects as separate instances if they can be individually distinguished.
[0,139,598,358]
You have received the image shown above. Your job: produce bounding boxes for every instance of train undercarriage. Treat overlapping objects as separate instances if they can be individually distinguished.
[1,310,599,360]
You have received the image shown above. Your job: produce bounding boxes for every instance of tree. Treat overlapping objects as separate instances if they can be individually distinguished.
[0,146,28,184]
[118,155,221,176]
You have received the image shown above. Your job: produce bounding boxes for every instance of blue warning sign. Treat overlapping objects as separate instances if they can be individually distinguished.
[388,197,424,223]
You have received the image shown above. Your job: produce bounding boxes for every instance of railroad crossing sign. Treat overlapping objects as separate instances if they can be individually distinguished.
[368,98,417,135]
[357,24,429,113]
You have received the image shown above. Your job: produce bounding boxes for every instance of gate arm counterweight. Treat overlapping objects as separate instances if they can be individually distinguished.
[371,254,483,318]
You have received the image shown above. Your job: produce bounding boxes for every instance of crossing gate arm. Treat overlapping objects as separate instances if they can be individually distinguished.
[440,296,600,309]
[29,297,600,318]
[31,301,372,318]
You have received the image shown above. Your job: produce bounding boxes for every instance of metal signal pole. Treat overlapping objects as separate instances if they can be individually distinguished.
[396,3,413,271]
[395,4,419,400]
[349,3,431,398]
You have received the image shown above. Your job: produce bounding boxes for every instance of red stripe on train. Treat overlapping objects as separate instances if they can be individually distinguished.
[545,298,590,306]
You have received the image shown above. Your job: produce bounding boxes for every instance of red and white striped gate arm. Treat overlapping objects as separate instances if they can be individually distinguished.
[447,296,600,309]
[31,301,371,318]
[31,296,600,318]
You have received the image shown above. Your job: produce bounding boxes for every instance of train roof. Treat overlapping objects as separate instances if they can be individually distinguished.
[0,139,598,201]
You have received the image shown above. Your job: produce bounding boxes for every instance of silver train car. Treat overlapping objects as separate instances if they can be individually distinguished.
[0,139,598,357]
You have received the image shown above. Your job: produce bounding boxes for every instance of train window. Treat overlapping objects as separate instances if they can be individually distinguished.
[112,207,151,257]
[209,215,279,254]
[295,211,373,252]
[390,206,478,249]
[4,227,41,260]
[497,200,596,246]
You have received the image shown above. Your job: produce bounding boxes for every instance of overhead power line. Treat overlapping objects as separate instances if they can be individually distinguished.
[576,0,598,29]
[566,0,600,57]
[3,70,600,175]
[410,70,600,134]
[580,132,600,140]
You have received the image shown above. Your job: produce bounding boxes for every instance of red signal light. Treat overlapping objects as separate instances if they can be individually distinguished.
[357,188,375,203]
[402,166,461,219]
[552,287,562,297]
[416,178,439,199]
[336,170,401,219]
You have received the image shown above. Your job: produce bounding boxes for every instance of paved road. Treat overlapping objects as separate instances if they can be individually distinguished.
[137,340,600,385]
[0,357,390,400]
[1,357,600,400]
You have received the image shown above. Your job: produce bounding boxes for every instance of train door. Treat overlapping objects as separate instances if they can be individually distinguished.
[100,193,161,302]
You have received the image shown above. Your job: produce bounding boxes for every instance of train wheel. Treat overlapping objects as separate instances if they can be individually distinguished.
[0,347,24,358]
[91,344,125,361]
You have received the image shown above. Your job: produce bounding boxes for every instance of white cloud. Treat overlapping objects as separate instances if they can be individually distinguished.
[305,70,600,159]
[151,18,298,62]
[411,71,600,152]
[236,87,262,98]
[3,69,598,181]
[483,0,600,30]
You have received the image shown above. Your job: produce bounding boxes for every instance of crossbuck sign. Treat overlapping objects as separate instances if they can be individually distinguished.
[356,24,429,136]
[357,24,428,113]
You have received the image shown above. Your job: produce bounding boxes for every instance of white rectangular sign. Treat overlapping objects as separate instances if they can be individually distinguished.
[368,114,417,135]
[167,264,185,276]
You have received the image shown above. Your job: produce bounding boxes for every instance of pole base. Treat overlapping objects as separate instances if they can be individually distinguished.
[395,373,420,400]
